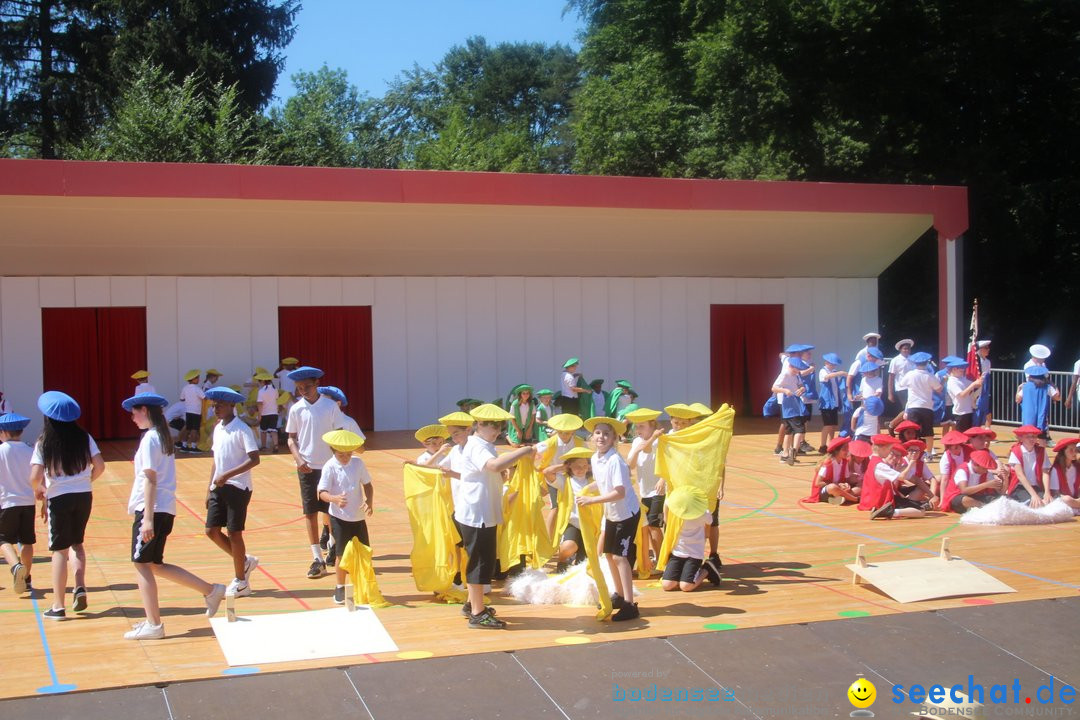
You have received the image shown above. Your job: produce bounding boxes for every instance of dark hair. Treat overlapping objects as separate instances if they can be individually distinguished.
[39,417,91,477]
[142,404,175,456]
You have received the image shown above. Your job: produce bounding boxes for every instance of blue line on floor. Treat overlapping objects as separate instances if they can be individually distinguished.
[30,595,76,694]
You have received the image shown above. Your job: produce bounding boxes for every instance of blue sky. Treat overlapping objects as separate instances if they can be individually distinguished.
[277,1,583,102]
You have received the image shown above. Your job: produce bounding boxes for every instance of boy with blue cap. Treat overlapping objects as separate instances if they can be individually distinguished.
[946,358,984,432]
[851,396,885,443]
[817,353,847,453]
[204,387,261,599]
[0,412,35,595]
[896,352,943,457]
[771,357,809,465]
[285,367,344,578]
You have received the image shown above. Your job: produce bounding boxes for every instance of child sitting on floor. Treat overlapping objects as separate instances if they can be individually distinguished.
[805,437,860,505]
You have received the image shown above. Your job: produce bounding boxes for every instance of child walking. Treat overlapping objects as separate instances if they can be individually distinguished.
[317,430,375,605]
[0,413,35,594]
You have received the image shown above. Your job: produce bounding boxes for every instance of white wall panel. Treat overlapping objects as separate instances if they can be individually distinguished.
[175,277,215,383]
[494,277,526,396]
[835,279,864,362]
[249,277,279,369]
[341,277,375,306]
[109,277,146,307]
[811,278,839,356]
[372,277,407,430]
[465,277,498,403]
[523,277,554,392]
[405,277,438,423]
[551,278,582,389]
[685,278,711,405]
[1,278,43,436]
[606,278,636,388]
[74,276,110,307]
[659,277,688,403]
[631,278,662,407]
[211,278,253,384]
[580,279,608,386]
[146,277,179,401]
[435,277,469,414]
[310,276,343,306]
[277,277,311,306]
[39,277,75,307]
[784,278,815,347]
[709,277,737,304]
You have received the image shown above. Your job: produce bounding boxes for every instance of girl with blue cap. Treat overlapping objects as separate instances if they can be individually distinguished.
[30,391,104,620]
[121,392,226,639]
[0,412,35,595]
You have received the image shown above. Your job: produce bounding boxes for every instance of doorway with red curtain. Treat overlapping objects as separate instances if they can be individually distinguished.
[710,305,784,415]
[278,307,374,430]
[41,307,147,440]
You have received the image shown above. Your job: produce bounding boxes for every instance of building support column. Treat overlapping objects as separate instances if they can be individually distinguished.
[937,233,964,356]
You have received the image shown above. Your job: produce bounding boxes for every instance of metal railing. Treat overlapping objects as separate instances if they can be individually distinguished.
[989,368,1080,432]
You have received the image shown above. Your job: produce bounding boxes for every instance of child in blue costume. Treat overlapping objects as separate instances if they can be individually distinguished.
[1015,366,1059,440]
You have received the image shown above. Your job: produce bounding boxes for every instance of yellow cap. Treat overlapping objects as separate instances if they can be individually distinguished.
[438,411,474,427]
[281,357,299,365]
[414,424,449,443]
[184,369,201,382]
[205,368,222,377]
[624,407,661,423]
[546,413,584,433]
[688,402,712,417]
[253,372,274,381]
[254,366,270,375]
[560,447,594,462]
[583,416,627,436]
[469,403,514,422]
[665,403,699,419]
[131,370,150,380]
[322,429,365,452]
[665,486,709,520]
[277,391,292,404]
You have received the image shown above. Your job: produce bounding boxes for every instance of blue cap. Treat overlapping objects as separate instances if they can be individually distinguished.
[910,351,932,364]
[37,391,80,422]
[1026,365,1049,378]
[864,396,885,416]
[946,358,969,369]
[867,347,884,360]
[318,386,347,406]
[822,353,843,366]
[940,355,963,365]
[0,412,31,432]
[788,357,810,371]
[205,387,245,404]
[859,361,881,373]
[121,393,169,412]
[287,366,324,381]
[784,344,804,354]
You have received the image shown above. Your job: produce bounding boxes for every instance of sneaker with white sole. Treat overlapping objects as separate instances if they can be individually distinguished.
[226,578,251,598]
[43,607,66,620]
[124,621,165,640]
[468,608,506,629]
[72,586,88,612]
[307,559,326,579]
[11,563,27,595]
[243,555,259,585]
[204,583,226,617]
[333,586,345,605]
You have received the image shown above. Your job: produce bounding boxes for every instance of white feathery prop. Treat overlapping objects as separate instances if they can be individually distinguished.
[959,496,1076,525]
[506,562,640,606]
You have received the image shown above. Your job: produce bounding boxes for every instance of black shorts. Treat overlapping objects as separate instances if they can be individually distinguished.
[1008,486,1044,504]
[602,512,640,558]
[47,491,92,551]
[330,515,369,550]
[819,486,831,503]
[206,484,252,532]
[459,523,498,585]
[953,413,974,432]
[802,404,813,421]
[131,510,175,564]
[0,505,35,545]
[662,555,703,584]
[560,523,586,562]
[557,396,580,416]
[185,413,202,432]
[298,469,329,515]
[260,414,278,431]
[948,491,999,514]
[169,417,185,431]
[820,408,839,426]
[710,502,719,527]
[783,416,806,434]
[906,407,934,437]
[642,495,665,528]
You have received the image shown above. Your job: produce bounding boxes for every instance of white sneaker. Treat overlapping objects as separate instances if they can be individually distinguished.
[11,563,27,595]
[483,584,492,593]
[124,620,165,640]
[226,578,251,598]
[243,555,259,584]
[204,583,226,618]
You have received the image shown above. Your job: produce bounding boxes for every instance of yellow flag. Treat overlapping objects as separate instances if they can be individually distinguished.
[339,537,392,608]
[403,464,461,593]
[575,488,612,620]
[500,454,554,569]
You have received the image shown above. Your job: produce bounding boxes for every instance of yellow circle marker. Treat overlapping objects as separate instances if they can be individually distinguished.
[555,636,591,645]
[847,678,876,709]
[397,650,434,660]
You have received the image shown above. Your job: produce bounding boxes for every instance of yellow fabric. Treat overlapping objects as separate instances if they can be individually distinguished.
[665,485,708,519]
[403,465,462,594]
[499,455,553,570]
[635,501,652,579]
[654,404,735,569]
[340,537,392,608]
[196,398,218,452]
[575,488,612,620]
[542,436,585,542]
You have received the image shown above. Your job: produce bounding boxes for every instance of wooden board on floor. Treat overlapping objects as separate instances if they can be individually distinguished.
[847,540,1016,603]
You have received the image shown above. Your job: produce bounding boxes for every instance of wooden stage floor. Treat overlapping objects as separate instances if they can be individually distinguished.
[2,418,1078,700]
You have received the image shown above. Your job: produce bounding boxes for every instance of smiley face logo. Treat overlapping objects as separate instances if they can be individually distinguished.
[847,678,876,708]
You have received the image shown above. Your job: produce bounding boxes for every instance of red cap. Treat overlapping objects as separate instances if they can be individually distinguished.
[871,433,898,446]
[942,430,970,446]
[970,450,996,470]
[895,420,921,434]
[964,427,997,440]
[903,439,927,452]
[1014,425,1042,437]
[826,437,851,454]
[1052,437,1080,453]
[849,440,873,458]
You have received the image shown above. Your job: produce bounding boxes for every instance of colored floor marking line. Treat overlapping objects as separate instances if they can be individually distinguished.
[703,623,737,631]
[222,667,260,675]
[838,610,871,617]
[716,473,779,524]
[29,596,76,694]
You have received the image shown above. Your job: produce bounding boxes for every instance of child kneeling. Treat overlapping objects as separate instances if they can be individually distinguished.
[661,486,711,592]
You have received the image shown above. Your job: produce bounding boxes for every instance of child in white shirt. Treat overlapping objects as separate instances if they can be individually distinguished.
[0,413,35,594]
[317,430,374,605]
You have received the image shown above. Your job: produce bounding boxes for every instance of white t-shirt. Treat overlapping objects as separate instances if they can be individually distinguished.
[537,435,577,490]
[817,459,847,484]
[134,382,157,395]
[1074,359,1080,402]
[873,459,902,486]
[455,435,503,528]
[772,369,799,402]
[446,443,467,512]
[852,407,879,437]
[339,413,366,440]
[898,368,941,409]
[211,416,260,491]
[952,465,981,489]
[946,375,975,414]
[180,383,205,414]
[561,371,576,399]
[630,435,659,498]
[285,395,344,470]
[1008,446,1051,490]
[859,375,883,399]
[32,435,101,498]
[317,455,372,522]
[257,386,278,416]
[549,471,591,527]
[276,370,296,395]
[127,430,177,515]
[1023,358,1046,371]
[889,354,914,380]
[673,512,710,560]
[416,450,452,468]
[591,447,638,522]
[0,441,35,508]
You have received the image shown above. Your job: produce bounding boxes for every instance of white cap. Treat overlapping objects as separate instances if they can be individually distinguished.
[1029,343,1051,360]
[976,340,991,348]
[862,332,881,341]
[894,338,914,351]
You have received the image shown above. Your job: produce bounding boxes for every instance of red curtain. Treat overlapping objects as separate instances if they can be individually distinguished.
[42,307,147,440]
[710,305,784,413]
[278,306,374,430]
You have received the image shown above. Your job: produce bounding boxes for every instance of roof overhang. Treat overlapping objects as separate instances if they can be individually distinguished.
[0,160,968,278]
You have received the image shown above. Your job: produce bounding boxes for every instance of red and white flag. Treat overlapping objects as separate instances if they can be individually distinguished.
[965,299,980,380]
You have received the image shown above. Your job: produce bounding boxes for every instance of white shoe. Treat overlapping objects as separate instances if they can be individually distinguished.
[204,583,226,618]
[226,578,251,598]
[483,584,492,593]
[124,620,165,640]
[11,563,27,595]
[243,555,259,585]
